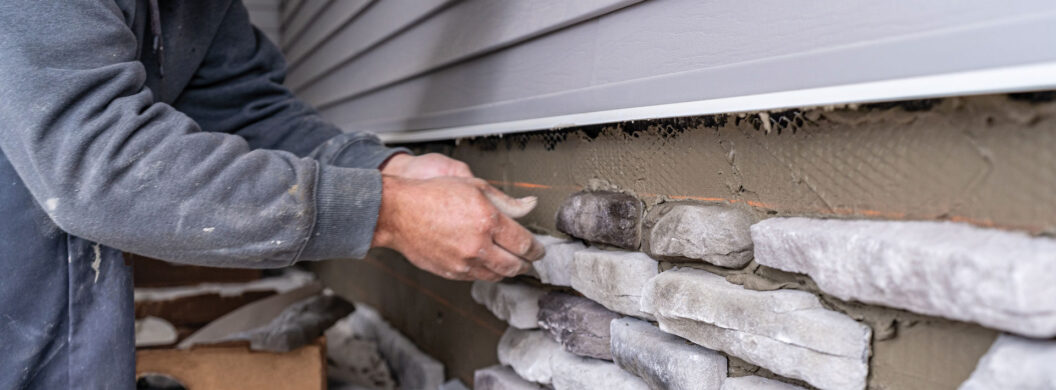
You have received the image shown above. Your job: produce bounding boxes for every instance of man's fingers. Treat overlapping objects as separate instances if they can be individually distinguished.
[480,185,537,218]
[467,265,504,282]
[477,245,530,278]
[492,214,545,261]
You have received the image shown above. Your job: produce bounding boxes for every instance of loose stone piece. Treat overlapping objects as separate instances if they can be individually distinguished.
[471,281,547,330]
[646,203,755,268]
[537,292,621,360]
[556,191,643,249]
[549,346,650,390]
[474,365,543,390]
[722,376,806,390]
[641,268,870,390]
[610,317,726,390]
[497,328,563,385]
[531,234,586,287]
[751,217,1056,337]
[571,248,658,320]
[959,334,1056,389]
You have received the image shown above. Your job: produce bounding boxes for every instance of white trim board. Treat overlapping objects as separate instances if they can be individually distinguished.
[376,61,1056,143]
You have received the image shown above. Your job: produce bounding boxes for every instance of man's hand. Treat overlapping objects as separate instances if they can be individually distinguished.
[372,175,544,282]
[380,153,473,179]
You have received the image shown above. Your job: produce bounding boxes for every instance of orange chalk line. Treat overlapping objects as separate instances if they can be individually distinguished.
[362,256,506,337]
[486,179,1015,229]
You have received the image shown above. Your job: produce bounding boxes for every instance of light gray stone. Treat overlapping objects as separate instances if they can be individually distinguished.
[497,328,563,385]
[556,191,643,249]
[531,234,586,287]
[328,304,444,390]
[471,281,547,330]
[571,249,658,320]
[722,376,806,390]
[647,203,754,268]
[474,365,544,390]
[751,217,1056,337]
[537,292,621,360]
[642,268,870,390]
[610,317,726,390]
[959,334,1056,390]
[550,347,650,390]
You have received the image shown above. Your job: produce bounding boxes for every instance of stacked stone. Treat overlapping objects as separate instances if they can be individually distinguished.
[473,190,1056,389]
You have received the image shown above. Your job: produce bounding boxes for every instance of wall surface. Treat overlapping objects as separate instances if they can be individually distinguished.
[280,0,1056,142]
[314,93,1056,389]
[245,0,281,45]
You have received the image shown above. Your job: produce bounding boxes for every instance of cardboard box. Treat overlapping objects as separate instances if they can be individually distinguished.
[136,339,325,390]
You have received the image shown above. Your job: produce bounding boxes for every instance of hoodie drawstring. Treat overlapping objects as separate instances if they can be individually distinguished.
[148,0,164,78]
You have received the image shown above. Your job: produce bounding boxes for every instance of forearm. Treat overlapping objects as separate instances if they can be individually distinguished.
[0,0,379,267]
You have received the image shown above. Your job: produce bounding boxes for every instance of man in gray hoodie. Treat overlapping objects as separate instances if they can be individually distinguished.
[0,1,543,388]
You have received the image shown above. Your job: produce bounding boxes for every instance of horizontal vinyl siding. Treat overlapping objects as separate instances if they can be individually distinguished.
[281,0,1056,141]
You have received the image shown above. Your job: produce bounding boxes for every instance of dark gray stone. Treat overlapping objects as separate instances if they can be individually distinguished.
[537,292,621,360]
[556,191,643,249]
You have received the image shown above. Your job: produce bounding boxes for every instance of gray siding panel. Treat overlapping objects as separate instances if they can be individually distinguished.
[285,0,458,90]
[293,0,642,108]
[280,0,331,49]
[282,0,374,64]
[280,0,1056,140]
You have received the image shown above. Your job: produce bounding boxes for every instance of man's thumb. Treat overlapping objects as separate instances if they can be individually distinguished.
[482,186,537,218]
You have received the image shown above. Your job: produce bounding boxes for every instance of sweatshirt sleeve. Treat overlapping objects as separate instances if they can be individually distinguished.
[0,0,381,267]
[173,0,409,169]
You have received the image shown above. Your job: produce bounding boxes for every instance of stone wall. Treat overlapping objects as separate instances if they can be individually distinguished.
[470,191,1056,389]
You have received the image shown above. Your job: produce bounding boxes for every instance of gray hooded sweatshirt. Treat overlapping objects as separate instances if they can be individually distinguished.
[0,0,407,388]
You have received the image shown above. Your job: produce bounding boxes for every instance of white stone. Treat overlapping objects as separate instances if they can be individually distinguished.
[550,347,650,390]
[474,365,543,390]
[648,204,755,268]
[722,376,806,390]
[571,249,658,320]
[959,334,1056,390]
[531,234,586,287]
[610,317,726,390]
[751,218,1056,337]
[471,281,547,329]
[497,328,563,385]
[641,268,870,390]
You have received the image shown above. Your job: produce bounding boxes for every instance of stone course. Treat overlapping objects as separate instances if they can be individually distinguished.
[610,317,727,390]
[722,376,806,390]
[496,328,563,385]
[751,217,1056,337]
[556,191,643,249]
[642,268,870,390]
[474,365,543,390]
[471,281,546,329]
[571,248,658,320]
[549,346,650,390]
[530,234,586,287]
[537,292,621,360]
[646,203,755,268]
[959,334,1056,389]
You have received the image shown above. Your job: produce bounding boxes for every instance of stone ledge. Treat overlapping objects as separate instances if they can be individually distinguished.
[497,328,562,385]
[572,248,658,320]
[642,268,870,390]
[530,234,586,287]
[471,281,546,330]
[645,203,755,268]
[959,334,1056,389]
[751,217,1056,337]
